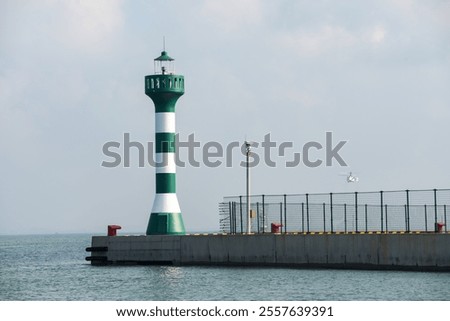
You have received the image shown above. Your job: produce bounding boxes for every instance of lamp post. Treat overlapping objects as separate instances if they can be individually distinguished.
[245,141,251,234]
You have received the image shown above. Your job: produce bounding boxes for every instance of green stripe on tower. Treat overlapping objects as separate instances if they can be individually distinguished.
[155,132,176,153]
[156,173,176,193]
[146,213,185,235]
[154,101,176,113]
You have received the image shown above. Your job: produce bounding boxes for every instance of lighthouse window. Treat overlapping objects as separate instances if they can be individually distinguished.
[156,78,160,89]
[174,78,178,88]
[151,78,154,89]
[169,79,172,88]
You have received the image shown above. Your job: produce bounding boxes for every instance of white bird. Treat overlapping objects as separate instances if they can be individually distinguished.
[340,171,359,183]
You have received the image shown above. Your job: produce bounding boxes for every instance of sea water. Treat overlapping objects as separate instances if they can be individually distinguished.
[0,234,448,301]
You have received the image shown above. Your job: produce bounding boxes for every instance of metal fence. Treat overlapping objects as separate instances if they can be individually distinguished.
[219,189,449,234]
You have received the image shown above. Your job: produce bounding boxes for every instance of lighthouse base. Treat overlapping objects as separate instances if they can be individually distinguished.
[146,213,186,235]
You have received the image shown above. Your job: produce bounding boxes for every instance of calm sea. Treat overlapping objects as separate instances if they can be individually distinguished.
[0,234,448,301]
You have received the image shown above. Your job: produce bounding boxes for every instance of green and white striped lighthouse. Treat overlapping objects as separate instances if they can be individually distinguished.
[145,50,185,235]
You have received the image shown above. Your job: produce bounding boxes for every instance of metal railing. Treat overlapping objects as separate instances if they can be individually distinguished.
[219,189,449,234]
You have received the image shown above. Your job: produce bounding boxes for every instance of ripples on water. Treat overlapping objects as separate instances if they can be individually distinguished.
[0,234,448,300]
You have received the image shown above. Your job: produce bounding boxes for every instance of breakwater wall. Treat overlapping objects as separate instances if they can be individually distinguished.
[86,233,450,271]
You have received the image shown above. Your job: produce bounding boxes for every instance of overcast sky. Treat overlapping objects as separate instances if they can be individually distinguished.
[1,0,449,235]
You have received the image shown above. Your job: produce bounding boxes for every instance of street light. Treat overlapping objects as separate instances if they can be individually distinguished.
[245,141,251,234]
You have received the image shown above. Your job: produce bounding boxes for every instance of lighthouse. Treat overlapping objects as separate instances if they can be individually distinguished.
[145,50,185,235]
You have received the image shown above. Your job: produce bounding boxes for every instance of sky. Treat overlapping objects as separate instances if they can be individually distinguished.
[1,0,449,235]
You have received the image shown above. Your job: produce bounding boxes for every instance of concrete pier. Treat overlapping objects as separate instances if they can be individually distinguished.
[86,233,450,271]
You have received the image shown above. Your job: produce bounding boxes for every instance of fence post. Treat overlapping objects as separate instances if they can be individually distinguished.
[424,204,428,232]
[256,202,260,233]
[365,204,368,232]
[445,205,448,233]
[434,189,438,231]
[380,191,384,233]
[344,203,347,233]
[355,192,359,233]
[330,193,334,233]
[301,202,305,233]
[262,194,265,233]
[306,194,310,233]
[229,202,232,234]
[239,196,243,234]
[235,202,239,234]
[406,190,410,232]
[322,203,326,232]
[404,204,408,232]
[279,202,283,232]
[236,202,239,234]
[385,204,388,233]
[234,202,238,234]
[234,202,237,234]
[284,194,287,234]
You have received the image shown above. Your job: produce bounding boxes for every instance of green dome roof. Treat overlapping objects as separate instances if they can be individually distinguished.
[155,51,174,61]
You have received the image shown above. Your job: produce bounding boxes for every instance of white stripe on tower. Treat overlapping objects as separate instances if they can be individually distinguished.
[155,112,176,133]
[151,193,181,213]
